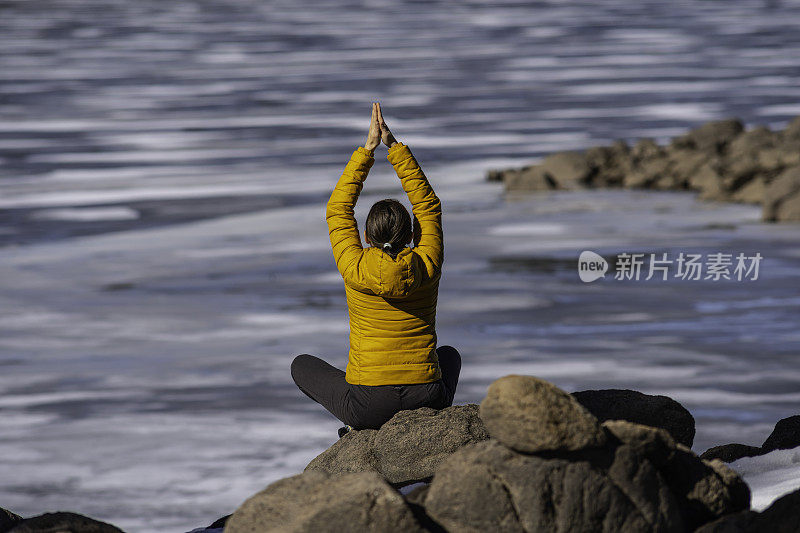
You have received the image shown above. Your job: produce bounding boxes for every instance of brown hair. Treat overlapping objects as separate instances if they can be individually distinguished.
[366,199,412,259]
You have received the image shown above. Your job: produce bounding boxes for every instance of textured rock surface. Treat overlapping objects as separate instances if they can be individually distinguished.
[224,470,424,533]
[603,420,750,530]
[572,388,696,447]
[479,374,607,453]
[305,404,489,485]
[423,439,682,533]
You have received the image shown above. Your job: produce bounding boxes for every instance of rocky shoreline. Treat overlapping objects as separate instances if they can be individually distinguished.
[4,375,798,532]
[487,116,800,223]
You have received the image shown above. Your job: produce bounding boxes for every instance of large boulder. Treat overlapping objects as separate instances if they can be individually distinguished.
[603,420,750,529]
[761,415,800,452]
[571,389,696,447]
[305,404,489,485]
[224,471,425,533]
[422,438,684,533]
[6,512,124,533]
[479,375,607,454]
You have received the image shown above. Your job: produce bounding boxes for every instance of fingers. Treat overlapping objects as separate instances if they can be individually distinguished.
[377,103,386,127]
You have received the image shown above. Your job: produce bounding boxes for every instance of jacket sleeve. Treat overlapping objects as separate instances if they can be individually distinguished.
[326,146,374,284]
[387,142,443,279]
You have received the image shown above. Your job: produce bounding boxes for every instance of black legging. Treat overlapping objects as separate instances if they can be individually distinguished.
[291,345,462,430]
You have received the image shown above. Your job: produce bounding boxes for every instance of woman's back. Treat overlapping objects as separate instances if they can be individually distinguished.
[326,142,443,385]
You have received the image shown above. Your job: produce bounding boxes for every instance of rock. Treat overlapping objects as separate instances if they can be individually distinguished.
[689,161,728,201]
[305,404,489,485]
[625,155,672,188]
[762,415,800,452]
[502,166,557,191]
[763,167,800,222]
[783,115,800,139]
[537,151,593,189]
[671,119,744,154]
[224,471,425,533]
[1,508,23,533]
[695,487,800,533]
[730,175,765,204]
[479,375,607,454]
[700,443,764,463]
[572,388,696,447]
[585,141,631,186]
[423,439,683,533]
[7,512,124,533]
[603,420,750,529]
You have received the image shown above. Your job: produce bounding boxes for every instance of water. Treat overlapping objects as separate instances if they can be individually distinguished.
[1,1,800,531]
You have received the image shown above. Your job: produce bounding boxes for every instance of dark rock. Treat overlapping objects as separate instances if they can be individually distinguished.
[1,508,23,533]
[696,488,800,533]
[572,388,696,447]
[305,404,489,485]
[224,470,425,533]
[423,438,683,533]
[479,375,607,453]
[7,512,124,533]
[763,167,800,222]
[762,414,800,452]
[207,514,230,528]
[700,443,764,463]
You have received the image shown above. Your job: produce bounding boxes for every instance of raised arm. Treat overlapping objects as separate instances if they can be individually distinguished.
[377,104,443,278]
[326,104,381,284]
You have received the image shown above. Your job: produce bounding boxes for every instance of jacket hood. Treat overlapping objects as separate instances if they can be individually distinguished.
[361,246,422,298]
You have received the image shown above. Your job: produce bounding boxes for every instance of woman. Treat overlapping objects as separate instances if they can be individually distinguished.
[291,102,461,436]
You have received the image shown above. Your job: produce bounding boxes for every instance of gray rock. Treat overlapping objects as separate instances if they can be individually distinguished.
[480,375,607,454]
[7,512,124,533]
[762,415,800,452]
[305,404,489,485]
[700,443,764,463]
[572,388,696,447]
[423,439,683,533]
[224,470,424,533]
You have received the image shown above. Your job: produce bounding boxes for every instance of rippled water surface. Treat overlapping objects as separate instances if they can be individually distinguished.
[1,1,800,531]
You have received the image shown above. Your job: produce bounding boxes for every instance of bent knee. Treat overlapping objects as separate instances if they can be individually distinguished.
[291,354,313,381]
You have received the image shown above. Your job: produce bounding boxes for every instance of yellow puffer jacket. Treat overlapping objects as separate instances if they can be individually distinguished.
[326,142,444,385]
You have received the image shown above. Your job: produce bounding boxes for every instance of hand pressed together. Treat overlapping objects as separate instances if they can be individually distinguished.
[363,102,398,151]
